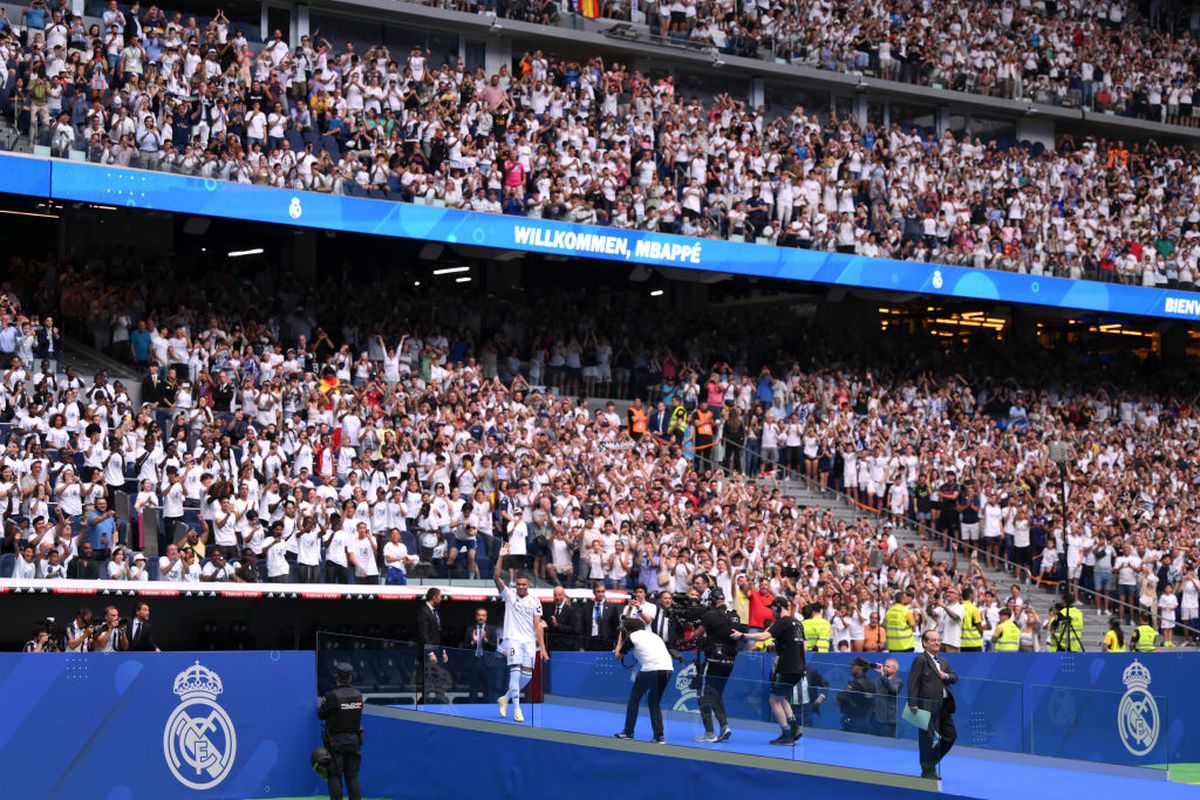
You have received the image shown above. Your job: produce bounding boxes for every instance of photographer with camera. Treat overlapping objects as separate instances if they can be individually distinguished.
[90,605,129,653]
[837,657,878,734]
[733,595,805,744]
[692,588,745,743]
[23,621,55,652]
[612,616,673,743]
[873,659,902,736]
[65,608,94,652]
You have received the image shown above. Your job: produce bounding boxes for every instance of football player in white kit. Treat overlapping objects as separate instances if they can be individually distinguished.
[494,543,550,722]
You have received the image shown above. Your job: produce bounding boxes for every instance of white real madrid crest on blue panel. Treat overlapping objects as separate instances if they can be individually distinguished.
[1117,659,1159,757]
[163,661,238,789]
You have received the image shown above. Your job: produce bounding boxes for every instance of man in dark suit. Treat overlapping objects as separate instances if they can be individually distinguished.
[580,583,621,651]
[907,630,958,779]
[34,316,61,363]
[141,362,164,406]
[648,401,670,437]
[127,601,160,652]
[460,607,500,702]
[645,590,680,648]
[417,587,446,662]
[416,587,446,703]
[544,585,580,651]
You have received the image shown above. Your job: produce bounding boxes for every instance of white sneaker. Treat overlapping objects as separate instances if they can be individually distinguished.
[498,696,508,718]
[694,732,717,743]
[513,706,525,723]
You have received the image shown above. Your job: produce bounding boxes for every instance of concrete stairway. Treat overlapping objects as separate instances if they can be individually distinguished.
[776,477,1112,649]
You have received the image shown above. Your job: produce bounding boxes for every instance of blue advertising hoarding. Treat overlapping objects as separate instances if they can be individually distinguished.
[0,651,323,799]
[0,153,52,197]
[1,151,1198,322]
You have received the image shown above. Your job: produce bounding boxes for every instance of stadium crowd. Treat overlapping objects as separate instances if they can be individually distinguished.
[0,251,1197,654]
[471,0,1200,126]
[3,4,1200,288]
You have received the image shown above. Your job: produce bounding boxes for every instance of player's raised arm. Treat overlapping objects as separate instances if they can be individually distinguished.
[494,542,509,593]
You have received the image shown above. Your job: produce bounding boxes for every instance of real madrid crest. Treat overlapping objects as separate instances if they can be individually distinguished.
[163,661,238,789]
[672,664,700,713]
[1117,659,1160,757]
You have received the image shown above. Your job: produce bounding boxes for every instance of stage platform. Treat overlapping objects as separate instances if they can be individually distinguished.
[356,700,1186,800]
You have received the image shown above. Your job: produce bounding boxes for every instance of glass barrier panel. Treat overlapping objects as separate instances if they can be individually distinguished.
[1030,683,1168,770]
[946,675,1025,754]
[807,659,1024,758]
[406,642,533,726]
[538,656,797,755]
[785,672,917,775]
[316,631,422,709]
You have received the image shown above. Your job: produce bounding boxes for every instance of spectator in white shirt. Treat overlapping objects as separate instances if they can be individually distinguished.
[383,527,418,585]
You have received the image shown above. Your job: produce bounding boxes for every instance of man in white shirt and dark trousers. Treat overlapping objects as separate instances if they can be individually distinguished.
[612,617,673,743]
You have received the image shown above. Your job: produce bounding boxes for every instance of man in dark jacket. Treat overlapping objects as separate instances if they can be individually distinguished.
[907,631,958,779]
[580,583,621,651]
[416,587,446,703]
[544,585,580,650]
[461,607,500,702]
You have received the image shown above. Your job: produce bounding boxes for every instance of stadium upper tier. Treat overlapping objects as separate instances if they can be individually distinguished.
[483,0,1200,126]
[3,1,1200,295]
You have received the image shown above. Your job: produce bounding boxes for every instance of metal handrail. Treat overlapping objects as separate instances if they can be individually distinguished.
[708,431,1199,640]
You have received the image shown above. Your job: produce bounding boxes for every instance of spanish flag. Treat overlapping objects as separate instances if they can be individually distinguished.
[579,0,599,18]
[319,373,341,411]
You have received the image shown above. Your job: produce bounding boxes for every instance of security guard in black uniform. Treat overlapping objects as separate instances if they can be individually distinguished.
[318,662,365,800]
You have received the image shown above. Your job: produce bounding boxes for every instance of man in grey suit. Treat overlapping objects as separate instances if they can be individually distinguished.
[906,630,957,779]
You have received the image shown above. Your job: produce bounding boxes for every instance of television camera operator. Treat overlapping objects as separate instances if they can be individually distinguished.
[733,595,806,744]
[691,588,746,743]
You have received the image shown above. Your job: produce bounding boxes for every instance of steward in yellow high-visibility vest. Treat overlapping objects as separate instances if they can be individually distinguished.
[992,609,1020,652]
[1132,613,1158,652]
[959,588,983,652]
[801,605,832,652]
[885,592,916,652]
[668,402,688,442]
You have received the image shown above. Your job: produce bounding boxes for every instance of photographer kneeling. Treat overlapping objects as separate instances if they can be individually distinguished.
[734,596,805,744]
[612,617,674,744]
